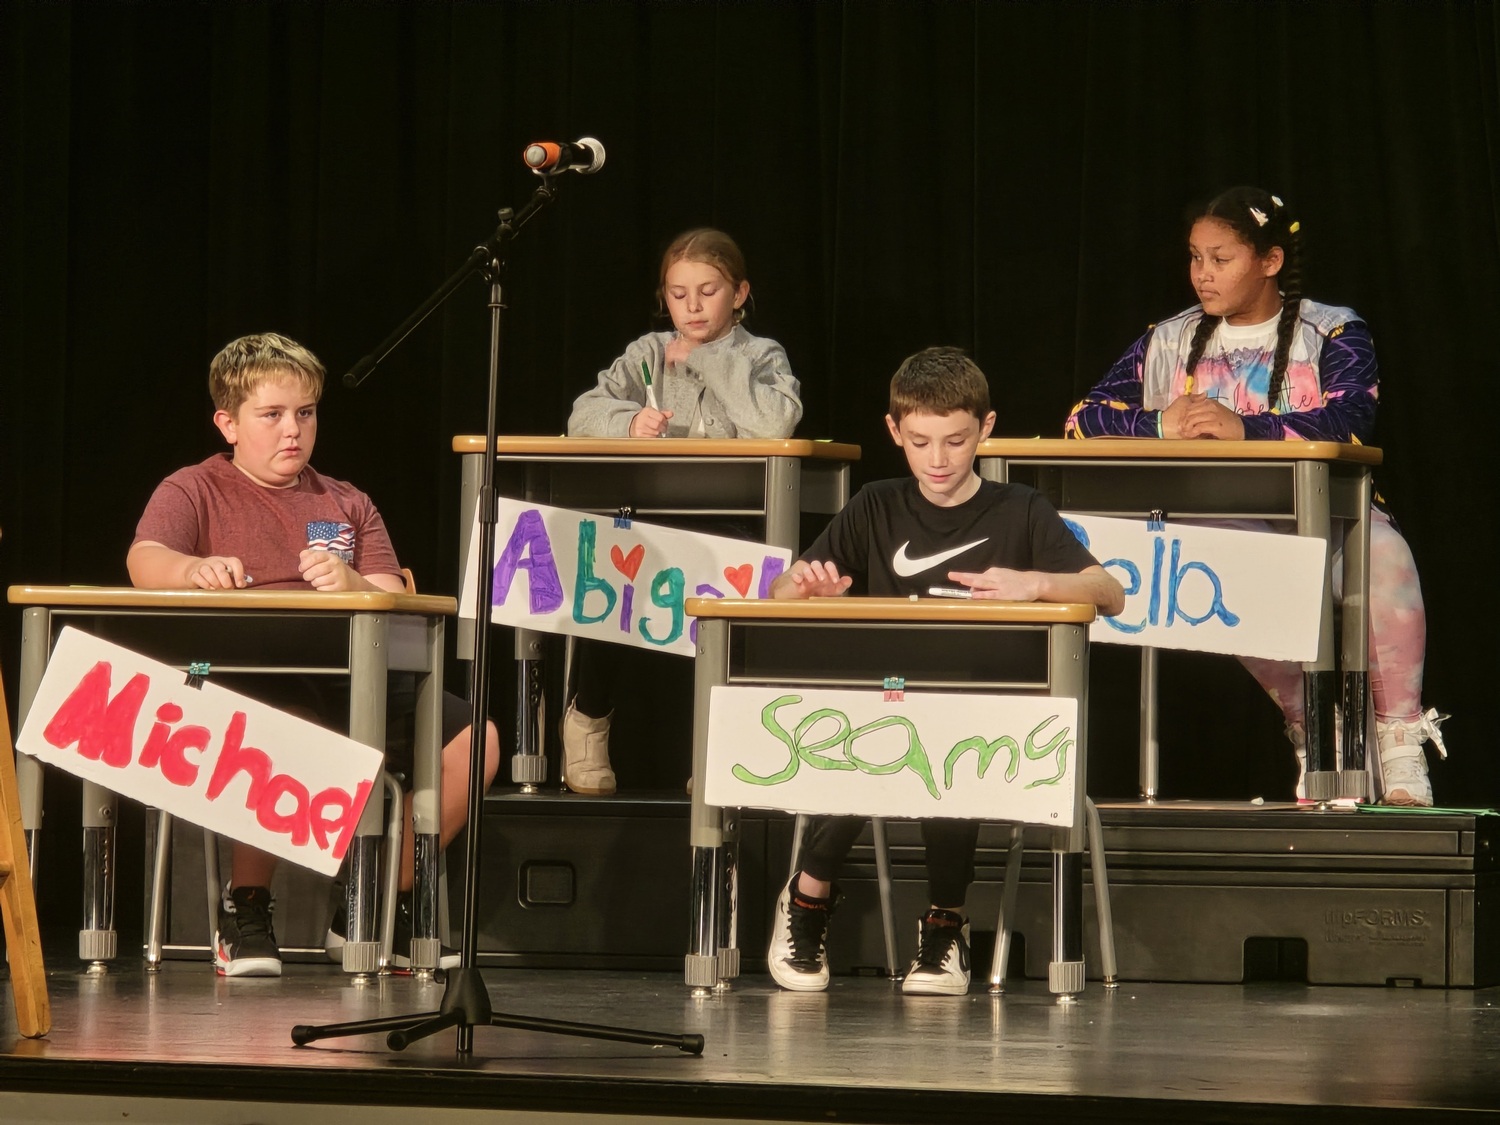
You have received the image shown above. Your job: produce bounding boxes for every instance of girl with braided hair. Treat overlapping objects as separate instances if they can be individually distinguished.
[1065,186,1446,806]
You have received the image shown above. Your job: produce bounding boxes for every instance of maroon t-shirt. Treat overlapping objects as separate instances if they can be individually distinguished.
[133,454,402,590]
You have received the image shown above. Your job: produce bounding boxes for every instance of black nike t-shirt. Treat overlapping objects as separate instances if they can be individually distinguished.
[800,477,1100,597]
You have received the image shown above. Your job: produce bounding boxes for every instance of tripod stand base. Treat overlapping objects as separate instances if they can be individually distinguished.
[290,968,704,1056]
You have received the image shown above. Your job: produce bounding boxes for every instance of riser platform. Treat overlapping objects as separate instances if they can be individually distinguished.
[154,796,1496,988]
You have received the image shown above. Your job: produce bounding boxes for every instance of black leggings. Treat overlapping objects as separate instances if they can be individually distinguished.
[798,816,980,909]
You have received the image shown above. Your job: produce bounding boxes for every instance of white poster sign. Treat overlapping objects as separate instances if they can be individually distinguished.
[703,686,1078,827]
[16,628,383,877]
[1062,514,1326,661]
[460,498,793,658]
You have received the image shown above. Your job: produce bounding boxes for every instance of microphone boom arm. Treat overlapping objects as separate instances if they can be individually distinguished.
[342,179,558,389]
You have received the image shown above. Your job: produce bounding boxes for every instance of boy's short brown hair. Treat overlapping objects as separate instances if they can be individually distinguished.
[888,346,991,423]
[208,332,327,415]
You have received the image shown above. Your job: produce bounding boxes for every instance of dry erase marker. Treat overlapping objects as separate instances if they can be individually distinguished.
[641,359,661,412]
[927,585,974,599]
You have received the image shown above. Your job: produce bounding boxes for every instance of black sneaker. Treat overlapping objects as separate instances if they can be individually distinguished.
[901,908,971,995]
[768,875,836,992]
[215,885,281,978]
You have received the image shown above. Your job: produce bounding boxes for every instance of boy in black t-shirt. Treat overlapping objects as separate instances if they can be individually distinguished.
[767,346,1125,996]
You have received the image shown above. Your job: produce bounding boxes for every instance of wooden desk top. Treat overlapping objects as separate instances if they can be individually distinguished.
[685,596,1095,624]
[977,438,1382,465]
[7,586,457,616]
[451,436,861,461]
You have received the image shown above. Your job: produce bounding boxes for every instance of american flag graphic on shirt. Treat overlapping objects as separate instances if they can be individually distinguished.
[307,520,356,563]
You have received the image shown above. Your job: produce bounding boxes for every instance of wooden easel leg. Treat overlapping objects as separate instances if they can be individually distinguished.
[1,677,51,1038]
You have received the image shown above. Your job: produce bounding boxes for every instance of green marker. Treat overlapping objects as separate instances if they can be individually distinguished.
[641,358,661,411]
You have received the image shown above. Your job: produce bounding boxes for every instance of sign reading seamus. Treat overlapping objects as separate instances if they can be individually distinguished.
[460,498,793,657]
[16,628,383,877]
[702,686,1078,827]
[1062,514,1326,662]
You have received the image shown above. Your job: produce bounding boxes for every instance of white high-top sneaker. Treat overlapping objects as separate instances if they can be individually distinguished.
[1377,709,1449,808]
[562,701,616,796]
[1285,724,1309,800]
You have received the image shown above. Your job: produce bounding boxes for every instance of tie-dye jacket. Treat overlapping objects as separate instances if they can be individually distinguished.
[1065,300,1377,442]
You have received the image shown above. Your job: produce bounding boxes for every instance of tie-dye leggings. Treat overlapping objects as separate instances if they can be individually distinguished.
[1233,507,1425,726]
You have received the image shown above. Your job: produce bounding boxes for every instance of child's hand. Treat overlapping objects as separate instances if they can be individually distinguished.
[947,569,1042,601]
[189,555,251,590]
[630,407,674,438]
[1178,396,1246,440]
[299,548,365,592]
[1160,393,1205,439]
[664,334,696,368]
[784,560,853,599]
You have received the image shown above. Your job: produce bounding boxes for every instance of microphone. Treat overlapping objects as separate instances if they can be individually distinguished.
[522,136,606,175]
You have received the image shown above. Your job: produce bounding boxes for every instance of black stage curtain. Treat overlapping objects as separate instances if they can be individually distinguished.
[4,1,1497,826]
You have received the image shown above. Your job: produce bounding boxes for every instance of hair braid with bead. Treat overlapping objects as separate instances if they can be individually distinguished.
[1186,186,1303,408]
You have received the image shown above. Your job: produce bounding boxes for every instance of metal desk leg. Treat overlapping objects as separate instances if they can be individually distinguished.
[202,827,222,948]
[79,779,118,971]
[1294,462,1341,801]
[408,616,444,976]
[1339,476,1375,797]
[343,613,390,978]
[714,810,740,990]
[763,456,802,552]
[871,818,901,979]
[1086,800,1118,987]
[987,824,1026,993]
[686,619,729,993]
[18,605,117,968]
[376,773,402,973]
[1139,647,1160,801]
[512,628,547,792]
[1049,621,1089,1001]
[1049,850,1085,1002]
[143,808,172,971]
[455,450,482,662]
[16,607,49,879]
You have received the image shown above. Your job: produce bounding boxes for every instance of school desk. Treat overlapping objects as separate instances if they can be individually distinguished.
[685,595,1100,999]
[451,437,860,788]
[7,586,453,975]
[976,439,1381,803]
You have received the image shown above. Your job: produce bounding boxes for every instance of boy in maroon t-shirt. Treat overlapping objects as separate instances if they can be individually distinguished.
[129,332,500,976]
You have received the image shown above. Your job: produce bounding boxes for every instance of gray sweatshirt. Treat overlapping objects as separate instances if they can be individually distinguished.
[567,326,802,439]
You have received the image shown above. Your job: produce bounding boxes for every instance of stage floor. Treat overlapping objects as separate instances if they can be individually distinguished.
[3,963,1500,1123]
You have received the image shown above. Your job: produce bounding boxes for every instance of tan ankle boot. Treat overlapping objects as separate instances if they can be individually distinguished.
[563,701,616,796]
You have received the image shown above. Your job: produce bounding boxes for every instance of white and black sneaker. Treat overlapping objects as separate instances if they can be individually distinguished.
[214,885,282,978]
[324,889,461,971]
[901,908,970,996]
[768,875,836,992]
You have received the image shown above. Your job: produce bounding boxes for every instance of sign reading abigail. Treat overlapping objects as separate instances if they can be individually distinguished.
[460,498,793,658]
[16,628,383,877]
[702,686,1078,827]
[1062,514,1327,661]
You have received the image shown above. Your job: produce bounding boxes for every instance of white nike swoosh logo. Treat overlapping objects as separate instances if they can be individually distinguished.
[891,538,989,577]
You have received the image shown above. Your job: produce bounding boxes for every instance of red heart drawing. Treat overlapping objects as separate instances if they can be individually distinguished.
[723,564,753,597]
[610,543,645,582]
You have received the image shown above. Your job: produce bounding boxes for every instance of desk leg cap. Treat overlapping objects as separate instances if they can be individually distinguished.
[684,953,719,988]
[1049,960,1085,997]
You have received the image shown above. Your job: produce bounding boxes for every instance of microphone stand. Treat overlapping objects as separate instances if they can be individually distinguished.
[291,176,703,1058]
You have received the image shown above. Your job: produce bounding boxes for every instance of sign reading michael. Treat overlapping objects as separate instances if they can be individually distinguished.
[17,628,382,877]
